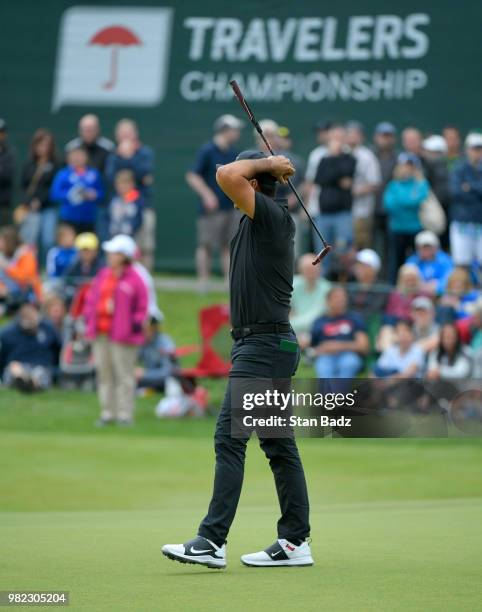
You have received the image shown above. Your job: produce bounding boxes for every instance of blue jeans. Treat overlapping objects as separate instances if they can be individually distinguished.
[313,211,353,271]
[315,351,363,378]
[40,208,58,258]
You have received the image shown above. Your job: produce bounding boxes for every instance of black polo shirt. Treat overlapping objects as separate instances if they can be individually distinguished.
[229,191,295,328]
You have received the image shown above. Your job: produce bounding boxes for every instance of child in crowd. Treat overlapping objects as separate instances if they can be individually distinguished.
[108,169,144,238]
[63,232,103,286]
[374,319,425,378]
[46,224,78,278]
[136,315,177,392]
[50,146,104,233]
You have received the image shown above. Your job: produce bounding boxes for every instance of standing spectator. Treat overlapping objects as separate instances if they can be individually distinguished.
[384,153,430,283]
[345,121,381,249]
[313,126,356,268]
[65,114,114,173]
[449,133,482,269]
[401,126,435,184]
[105,119,155,269]
[276,126,306,258]
[0,226,41,311]
[406,231,453,296]
[0,302,60,392]
[0,119,15,227]
[50,146,104,234]
[310,286,369,378]
[303,120,332,220]
[19,129,59,257]
[373,122,398,270]
[253,118,279,153]
[83,234,148,426]
[443,125,462,170]
[46,224,78,279]
[427,323,472,380]
[422,135,451,250]
[108,169,144,238]
[290,253,331,343]
[374,319,425,378]
[185,114,243,285]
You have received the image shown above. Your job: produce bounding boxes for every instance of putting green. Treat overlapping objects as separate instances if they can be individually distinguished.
[1,426,482,611]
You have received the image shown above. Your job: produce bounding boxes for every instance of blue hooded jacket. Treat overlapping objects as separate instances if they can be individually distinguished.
[383,177,429,234]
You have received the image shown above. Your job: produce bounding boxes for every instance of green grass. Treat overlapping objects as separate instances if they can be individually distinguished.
[1,289,482,611]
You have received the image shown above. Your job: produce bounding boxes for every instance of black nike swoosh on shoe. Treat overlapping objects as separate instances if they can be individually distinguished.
[264,541,289,561]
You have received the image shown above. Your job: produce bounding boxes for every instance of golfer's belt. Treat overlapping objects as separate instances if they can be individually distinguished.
[230,322,292,340]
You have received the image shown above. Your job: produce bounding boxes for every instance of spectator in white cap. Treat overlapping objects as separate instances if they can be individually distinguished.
[449,133,482,268]
[406,230,453,296]
[348,249,388,350]
[186,114,244,288]
[83,234,148,426]
[410,295,439,354]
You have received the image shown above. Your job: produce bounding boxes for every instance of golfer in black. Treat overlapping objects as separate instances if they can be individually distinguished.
[162,151,312,568]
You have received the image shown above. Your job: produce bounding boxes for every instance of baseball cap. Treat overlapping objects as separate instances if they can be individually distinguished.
[278,126,290,138]
[356,249,381,272]
[415,230,439,248]
[398,152,421,168]
[465,133,482,148]
[411,296,435,311]
[345,120,364,132]
[0,118,6,131]
[75,232,99,250]
[423,135,447,153]
[257,119,279,135]
[375,121,396,135]
[314,119,333,132]
[102,234,137,259]
[235,150,277,188]
[213,114,244,133]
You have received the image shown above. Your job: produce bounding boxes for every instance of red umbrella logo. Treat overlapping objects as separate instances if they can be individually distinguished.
[89,25,142,90]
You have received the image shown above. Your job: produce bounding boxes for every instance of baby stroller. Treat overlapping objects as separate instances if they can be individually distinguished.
[58,283,96,391]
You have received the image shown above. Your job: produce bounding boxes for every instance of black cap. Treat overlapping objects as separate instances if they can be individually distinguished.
[0,118,6,131]
[235,150,277,187]
[314,120,333,132]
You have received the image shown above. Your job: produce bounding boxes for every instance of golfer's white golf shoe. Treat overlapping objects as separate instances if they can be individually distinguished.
[241,539,314,567]
[162,536,226,569]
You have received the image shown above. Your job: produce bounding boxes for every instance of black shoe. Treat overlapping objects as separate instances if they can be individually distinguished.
[13,376,35,394]
[162,535,226,569]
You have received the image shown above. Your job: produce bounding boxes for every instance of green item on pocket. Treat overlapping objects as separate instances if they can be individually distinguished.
[279,339,298,353]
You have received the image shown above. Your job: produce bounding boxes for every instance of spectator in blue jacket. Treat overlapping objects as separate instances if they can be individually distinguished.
[0,301,60,392]
[136,315,177,391]
[46,223,78,278]
[108,169,144,238]
[383,152,430,284]
[105,119,155,268]
[406,231,453,296]
[449,133,482,268]
[50,146,104,233]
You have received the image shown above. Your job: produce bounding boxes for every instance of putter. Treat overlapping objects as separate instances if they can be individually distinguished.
[230,80,332,265]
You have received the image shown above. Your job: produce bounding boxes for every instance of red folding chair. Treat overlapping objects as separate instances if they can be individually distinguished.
[178,304,231,378]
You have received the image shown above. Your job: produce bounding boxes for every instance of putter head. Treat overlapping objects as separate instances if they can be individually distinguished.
[312,245,332,265]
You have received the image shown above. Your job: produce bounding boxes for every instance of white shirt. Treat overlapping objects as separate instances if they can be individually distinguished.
[305,145,327,215]
[351,145,382,219]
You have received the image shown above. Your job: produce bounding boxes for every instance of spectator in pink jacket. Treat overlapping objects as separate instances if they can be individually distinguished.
[84,234,148,426]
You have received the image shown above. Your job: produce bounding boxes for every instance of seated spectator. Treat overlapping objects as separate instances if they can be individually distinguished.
[438,267,480,321]
[46,224,78,278]
[374,319,425,378]
[348,249,387,318]
[108,169,144,238]
[449,133,482,268]
[410,296,439,354]
[83,234,148,426]
[43,293,67,335]
[310,286,369,378]
[0,226,41,313]
[136,315,177,391]
[50,146,104,233]
[290,253,331,343]
[0,301,60,392]
[405,231,453,296]
[383,153,429,283]
[385,264,427,322]
[427,323,472,380]
[63,232,103,287]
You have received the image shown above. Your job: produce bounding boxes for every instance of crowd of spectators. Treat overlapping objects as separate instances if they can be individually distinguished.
[1,110,482,423]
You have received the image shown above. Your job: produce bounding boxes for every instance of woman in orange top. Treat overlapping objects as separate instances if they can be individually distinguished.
[0,226,42,308]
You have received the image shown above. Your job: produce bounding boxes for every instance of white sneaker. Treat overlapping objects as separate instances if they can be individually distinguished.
[162,536,226,569]
[241,539,314,567]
